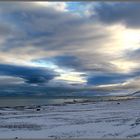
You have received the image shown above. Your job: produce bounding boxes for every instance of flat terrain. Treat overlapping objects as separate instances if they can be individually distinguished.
[0,98,140,138]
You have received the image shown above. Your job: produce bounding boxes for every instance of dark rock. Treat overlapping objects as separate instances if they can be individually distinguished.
[36,108,40,111]
[73,99,77,103]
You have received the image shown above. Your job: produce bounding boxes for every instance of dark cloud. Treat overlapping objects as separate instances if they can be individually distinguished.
[34,54,117,73]
[0,84,82,97]
[34,55,82,70]
[93,2,140,28]
[125,48,140,61]
[0,64,58,84]
[87,73,130,85]
[0,23,13,37]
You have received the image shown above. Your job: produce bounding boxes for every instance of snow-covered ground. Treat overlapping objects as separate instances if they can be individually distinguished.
[0,98,140,138]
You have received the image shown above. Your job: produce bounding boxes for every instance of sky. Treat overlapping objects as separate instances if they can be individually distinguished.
[0,2,140,96]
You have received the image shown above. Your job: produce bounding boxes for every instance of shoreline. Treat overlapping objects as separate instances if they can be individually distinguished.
[0,96,138,110]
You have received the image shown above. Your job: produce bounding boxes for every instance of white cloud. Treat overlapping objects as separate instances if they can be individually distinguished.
[34,2,68,12]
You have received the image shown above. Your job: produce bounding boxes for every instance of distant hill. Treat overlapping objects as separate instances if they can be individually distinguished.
[130,91,140,97]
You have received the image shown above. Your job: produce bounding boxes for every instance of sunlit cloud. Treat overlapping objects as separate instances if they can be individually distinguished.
[34,2,68,11]
[55,71,86,84]
[110,59,138,73]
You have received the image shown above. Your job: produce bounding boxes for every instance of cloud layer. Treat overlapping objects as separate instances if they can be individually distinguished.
[0,2,140,96]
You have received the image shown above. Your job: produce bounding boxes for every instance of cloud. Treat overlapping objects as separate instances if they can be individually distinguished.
[0,2,117,75]
[34,2,68,12]
[92,2,140,28]
[0,76,24,85]
[0,2,140,96]
[87,74,130,85]
[125,48,140,62]
[34,55,82,71]
[0,64,58,84]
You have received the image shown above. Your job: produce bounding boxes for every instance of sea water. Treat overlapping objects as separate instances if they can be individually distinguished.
[0,95,137,107]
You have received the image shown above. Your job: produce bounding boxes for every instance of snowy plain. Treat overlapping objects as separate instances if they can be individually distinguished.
[0,98,140,139]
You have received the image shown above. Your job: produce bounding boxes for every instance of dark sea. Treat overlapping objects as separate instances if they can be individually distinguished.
[0,95,137,107]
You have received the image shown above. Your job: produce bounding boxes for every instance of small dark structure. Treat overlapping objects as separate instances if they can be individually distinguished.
[73,99,77,103]
[36,108,40,111]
